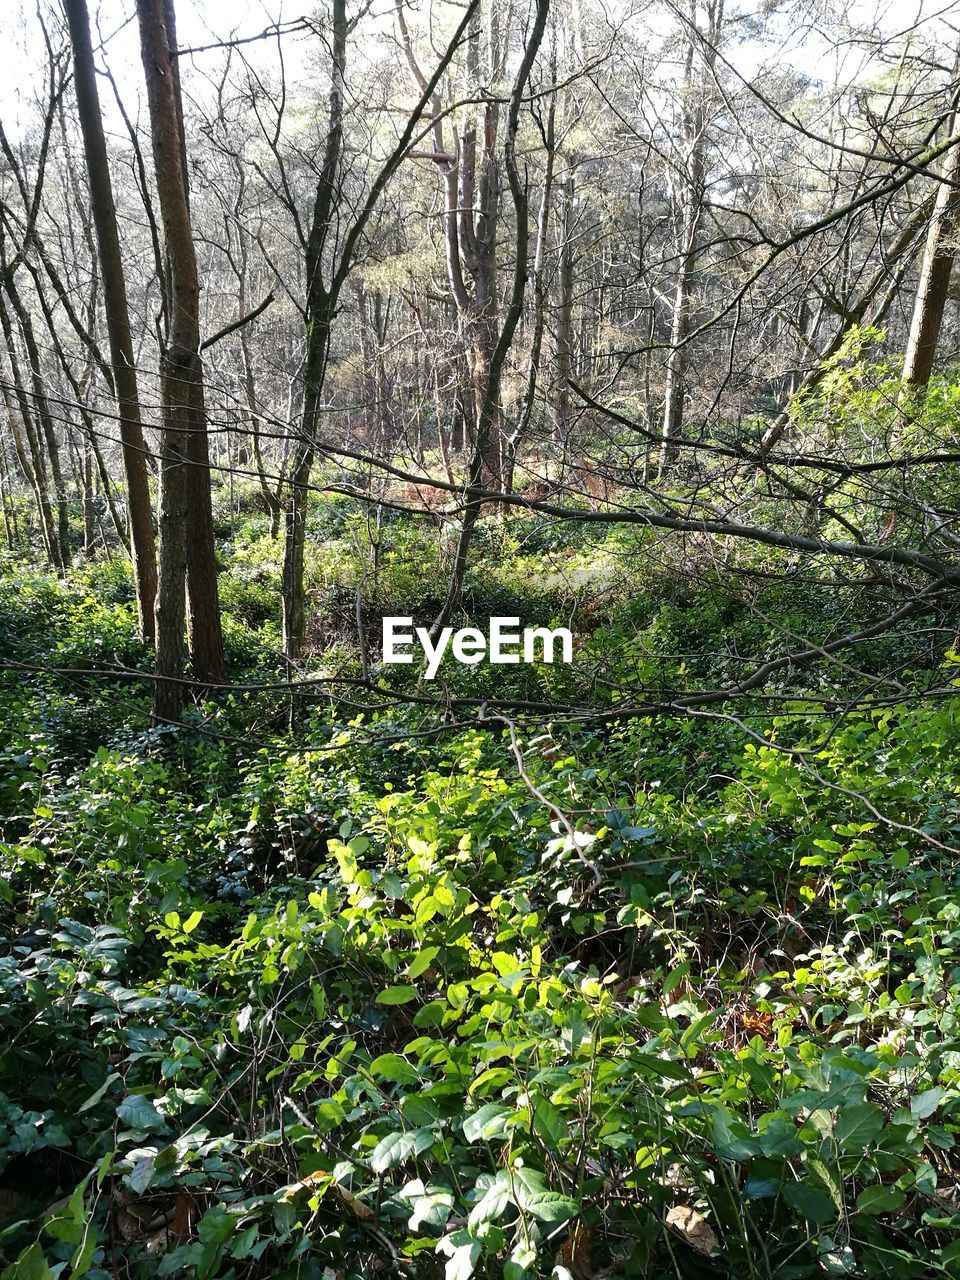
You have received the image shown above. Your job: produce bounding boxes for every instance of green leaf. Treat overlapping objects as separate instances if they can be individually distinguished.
[835,1101,885,1149]
[784,1181,837,1224]
[467,1174,512,1229]
[439,1231,482,1280]
[413,1000,446,1028]
[44,1180,86,1246]
[368,1053,420,1085]
[181,910,203,934]
[911,1087,944,1120]
[376,984,418,1006]
[0,1242,53,1280]
[807,1157,843,1213]
[127,1154,156,1195]
[117,1094,166,1133]
[463,1104,514,1144]
[410,1186,455,1232]
[630,1053,691,1082]
[78,1072,121,1113]
[511,1167,578,1223]
[410,947,439,979]
[370,1128,433,1173]
[712,1107,760,1161]
[533,1097,566,1150]
[857,1184,906,1215]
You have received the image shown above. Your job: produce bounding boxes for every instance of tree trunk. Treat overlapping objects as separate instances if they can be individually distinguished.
[903,129,960,388]
[65,0,158,639]
[659,0,723,477]
[431,0,550,632]
[137,0,223,720]
[1,359,58,564]
[554,168,575,445]
[0,296,64,568]
[281,0,346,665]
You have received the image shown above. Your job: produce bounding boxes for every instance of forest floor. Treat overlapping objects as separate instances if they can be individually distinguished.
[2,494,960,1279]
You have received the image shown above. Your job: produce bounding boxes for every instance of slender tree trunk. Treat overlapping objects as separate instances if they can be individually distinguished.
[0,429,15,552]
[281,0,346,665]
[505,68,558,494]
[659,0,722,477]
[0,293,63,566]
[5,280,70,559]
[903,128,960,388]
[431,0,550,632]
[554,167,575,444]
[137,0,223,720]
[65,0,158,638]
[759,195,935,453]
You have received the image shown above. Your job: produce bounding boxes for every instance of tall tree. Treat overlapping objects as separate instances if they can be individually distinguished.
[64,0,157,641]
[279,0,479,664]
[430,0,551,631]
[659,0,723,475]
[137,0,223,721]
[903,119,960,388]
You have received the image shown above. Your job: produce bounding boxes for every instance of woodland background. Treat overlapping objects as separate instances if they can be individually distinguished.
[4,0,960,1276]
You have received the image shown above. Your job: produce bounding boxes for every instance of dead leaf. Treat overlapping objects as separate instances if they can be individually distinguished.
[280,1173,375,1221]
[666,1204,721,1257]
[169,1192,196,1240]
[739,1009,774,1041]
[555,1222,593,1279]
[332,1183,375,1221]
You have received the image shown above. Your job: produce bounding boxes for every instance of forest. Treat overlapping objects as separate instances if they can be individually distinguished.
[3,0,960,1275]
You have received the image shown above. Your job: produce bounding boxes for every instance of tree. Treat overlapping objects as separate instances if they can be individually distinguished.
[903,112,960,387]
[64,0,157,641]
[278,0,480,664]
[136,0,223,721]
[659,0,724,475]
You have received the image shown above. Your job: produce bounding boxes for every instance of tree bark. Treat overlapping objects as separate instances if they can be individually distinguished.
[0,323,59,565]
[280,0,347,666]
[431,0,550,633]
[903,129,960,387]
[65,0,158,640]
[659,0,723,477]
[137,0,223,721]
[2,282,68,564]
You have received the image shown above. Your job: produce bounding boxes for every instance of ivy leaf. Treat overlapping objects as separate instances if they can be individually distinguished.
[532,1097,565,1150]
[911,1088,945,1120]
[463,1104,514,1143]
[368,1053,420,1085]
[711,1107,760,1161]
[369,1128,433,1173]
[438,1230,481,1280]
[117,1094,166,1133]
[44,1180,87,1246]
[376,985,418,1006]
[835,1101,885,1149]
[857,1184,906,1215]
[409,947,439,979]
[78,1072,121,1113]
[784,1181,837,1224]
[410,1186,455,1232]
[126,1154,157,1195]
[0,1241,53,1280]
[467,1173,512,1229]
[511,1167,579,1223]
